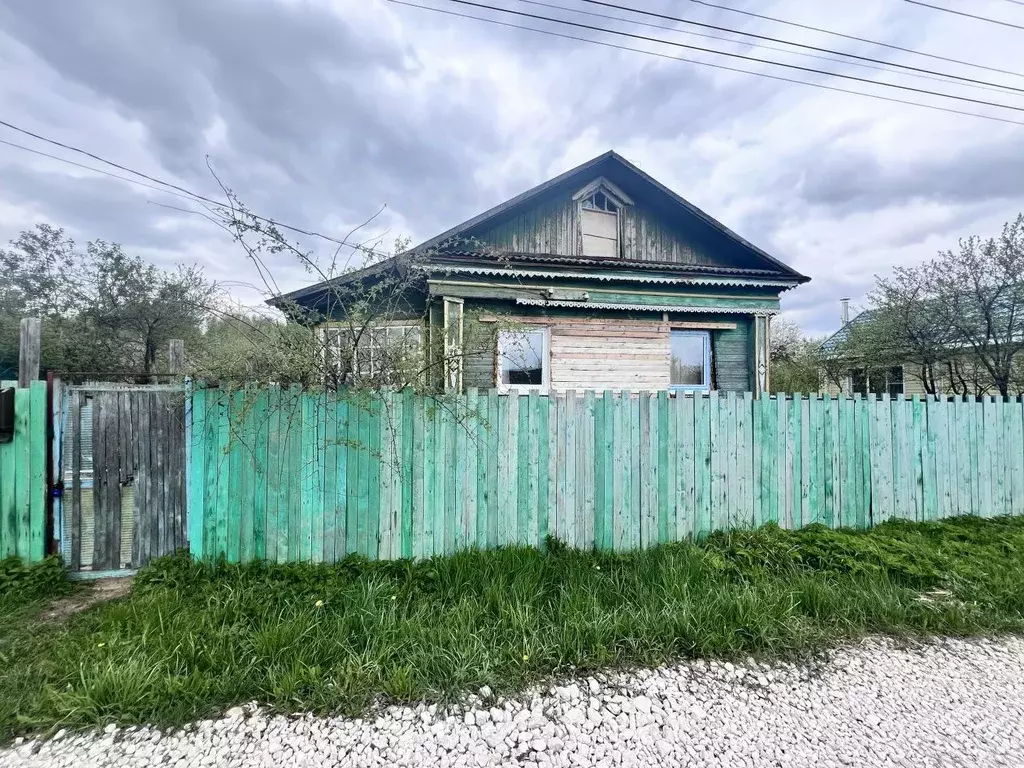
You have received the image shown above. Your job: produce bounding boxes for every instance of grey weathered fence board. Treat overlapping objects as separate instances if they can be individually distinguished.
[61,384,186,572]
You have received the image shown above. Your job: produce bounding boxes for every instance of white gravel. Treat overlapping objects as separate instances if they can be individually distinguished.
[5,636,1024,768]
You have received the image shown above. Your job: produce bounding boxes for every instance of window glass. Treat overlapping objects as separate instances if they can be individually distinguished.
[850,366,904,398]
[670,331,709,388]
[851,368,868,395]
[499,329,546,388]
[323,324,422,383]
[887,366,904,397]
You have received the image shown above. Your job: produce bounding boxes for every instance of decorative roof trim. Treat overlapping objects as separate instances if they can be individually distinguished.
[421,263,796,288]
[571,177,634,206]
[515,297,780,315]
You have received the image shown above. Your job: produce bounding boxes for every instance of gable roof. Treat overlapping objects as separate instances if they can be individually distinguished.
[271,150,809,308]
[820,309,875,353]
[411,150,809,282]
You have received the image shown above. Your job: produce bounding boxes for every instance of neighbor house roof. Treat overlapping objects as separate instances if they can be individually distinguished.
[820,309,876,353]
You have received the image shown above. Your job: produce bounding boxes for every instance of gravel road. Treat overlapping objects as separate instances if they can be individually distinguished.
[5,636,1023,768]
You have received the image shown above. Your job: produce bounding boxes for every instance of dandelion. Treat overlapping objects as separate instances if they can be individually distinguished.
[97,642,105,648]
[522,654,530,662]
[595,565,601,570]
[391,595,397,601]
[314,600,324,608]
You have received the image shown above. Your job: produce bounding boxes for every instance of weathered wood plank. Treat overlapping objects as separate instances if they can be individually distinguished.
[69,392,83,568]
[238,389,256,563]
[518,390,532,546]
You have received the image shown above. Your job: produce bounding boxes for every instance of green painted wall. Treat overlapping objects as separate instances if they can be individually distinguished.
[713,319,753,392]
[192,387,1024,563]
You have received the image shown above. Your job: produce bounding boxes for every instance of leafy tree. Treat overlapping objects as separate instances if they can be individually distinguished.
[832,214,1024,397]
[0,224,216,376]
[769,316,821,393]
[83,241,215,373]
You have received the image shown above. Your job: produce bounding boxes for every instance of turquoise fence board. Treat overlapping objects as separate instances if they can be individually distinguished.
[190,388,1024,563]
[0,381,47,561]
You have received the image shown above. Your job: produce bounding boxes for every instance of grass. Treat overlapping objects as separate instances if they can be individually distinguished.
[2,515,1024,741]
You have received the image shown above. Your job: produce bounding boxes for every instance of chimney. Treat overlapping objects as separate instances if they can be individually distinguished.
[840,297,850,326]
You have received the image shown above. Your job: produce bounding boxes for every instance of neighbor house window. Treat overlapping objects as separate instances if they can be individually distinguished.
[581,190,620,258]
[498,328,548,391]
[850,366,904,397]
[324,324,423,384]
[670,330,711,391]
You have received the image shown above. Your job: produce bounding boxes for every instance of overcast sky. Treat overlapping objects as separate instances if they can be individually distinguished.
[1,0,1022,337]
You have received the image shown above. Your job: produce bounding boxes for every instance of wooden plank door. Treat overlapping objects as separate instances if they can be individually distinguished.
[61,385,186,572]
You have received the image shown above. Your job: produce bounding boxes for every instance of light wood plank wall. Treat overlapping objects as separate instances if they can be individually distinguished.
[483,316,746,392]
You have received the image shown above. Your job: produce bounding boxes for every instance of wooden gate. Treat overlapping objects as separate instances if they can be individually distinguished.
[56,383,187,573]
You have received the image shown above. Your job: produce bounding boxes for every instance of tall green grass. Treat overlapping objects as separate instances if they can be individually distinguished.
[2,516,1024,740]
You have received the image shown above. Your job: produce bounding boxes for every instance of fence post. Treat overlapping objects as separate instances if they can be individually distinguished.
[18,317,41,388]
[168,339,185,375]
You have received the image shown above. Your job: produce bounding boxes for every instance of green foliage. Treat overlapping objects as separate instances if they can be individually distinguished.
[0,557,72,611]
[3,517,1024,740]
[769,316,822,393]
[0,224,216,375]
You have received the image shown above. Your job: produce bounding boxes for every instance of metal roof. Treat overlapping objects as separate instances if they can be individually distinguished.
[820,309,876,352]
[423,263,798,288]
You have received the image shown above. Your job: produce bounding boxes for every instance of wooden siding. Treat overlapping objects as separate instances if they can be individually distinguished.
[463,313,496,390]
[473,191,721,265]
[713,319,752,392]
[549,319,669,391]
[458,314,753,392]
[194,388,1024,563]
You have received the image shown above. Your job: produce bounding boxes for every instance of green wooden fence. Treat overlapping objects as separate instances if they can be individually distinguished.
[0,381,48,561]
[189,386,1024,562]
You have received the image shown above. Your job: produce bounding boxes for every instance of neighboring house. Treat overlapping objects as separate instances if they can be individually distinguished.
[820,306,911,396]
[821,300,981,397]
[273,151,810,394]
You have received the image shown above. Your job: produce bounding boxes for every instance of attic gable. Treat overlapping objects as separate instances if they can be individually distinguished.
[411,151,809,281]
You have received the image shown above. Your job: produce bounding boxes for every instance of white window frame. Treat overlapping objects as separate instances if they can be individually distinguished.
[572,177,633,259]
[669,330,712,392]
[321,323,423,382]
[496,327,550,393]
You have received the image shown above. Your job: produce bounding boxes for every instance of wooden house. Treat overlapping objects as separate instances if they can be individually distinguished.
[274,151,809,394]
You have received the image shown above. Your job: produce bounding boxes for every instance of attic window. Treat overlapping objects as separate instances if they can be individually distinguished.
[583,191,618,213]
[581,190,620,258]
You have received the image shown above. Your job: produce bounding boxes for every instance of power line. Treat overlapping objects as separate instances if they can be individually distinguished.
[388,0,1024,126]
[904,0,1024,30]
[441,0,1024,112]
[577,0,1024,93]
[676,0,1024,79]
[0,118,384,254]
[0,136,218,204]
[518,0,1018,95]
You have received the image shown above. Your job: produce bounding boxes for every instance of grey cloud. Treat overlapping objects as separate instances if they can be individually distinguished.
[798,135,1024,216]
[0,164,204,261]
[0,0,506,241]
